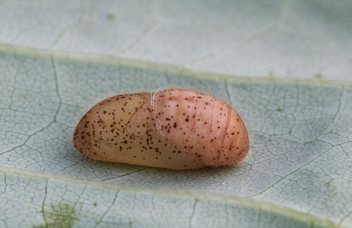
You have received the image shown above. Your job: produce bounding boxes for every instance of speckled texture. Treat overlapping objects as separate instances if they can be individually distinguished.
[73,89,249,170]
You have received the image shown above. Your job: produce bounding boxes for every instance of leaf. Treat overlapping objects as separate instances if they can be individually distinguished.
[1,0,352,226]
[0,44,351,227]
[0,166,338,228]
[0,0,351,81]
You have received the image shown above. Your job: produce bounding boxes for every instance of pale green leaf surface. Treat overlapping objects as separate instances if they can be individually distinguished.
[0,0,352,227]
[0,166,336,228]
[0,0,351,80]
[0,45,351,227]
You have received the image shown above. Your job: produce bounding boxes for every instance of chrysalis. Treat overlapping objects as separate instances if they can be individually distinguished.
[73,88,249,170]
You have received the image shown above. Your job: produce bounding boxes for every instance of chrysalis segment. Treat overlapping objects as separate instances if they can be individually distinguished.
[73,88,250,170]
[151,89,249,166]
